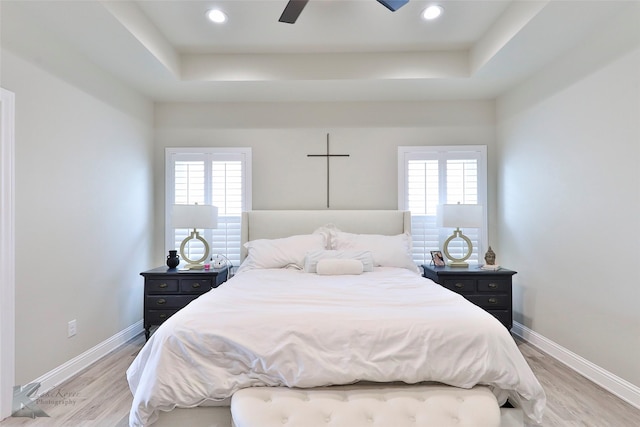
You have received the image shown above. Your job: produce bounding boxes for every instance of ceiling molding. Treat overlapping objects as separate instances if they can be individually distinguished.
[100,0,180,77]
[181,51,469,82]
[2,1,635,103]
[470,0,549,74]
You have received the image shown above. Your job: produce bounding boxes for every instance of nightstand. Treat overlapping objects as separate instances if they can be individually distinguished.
[422,264,516,330]
[140,266,230,340]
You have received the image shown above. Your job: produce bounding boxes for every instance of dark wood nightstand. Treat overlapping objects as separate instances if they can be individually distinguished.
[140,266,230,340]
[422,264,516,330]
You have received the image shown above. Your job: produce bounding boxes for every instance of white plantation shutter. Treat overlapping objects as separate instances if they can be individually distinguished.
[398,146,487,265]
[446,160,478,205]
[406,159,440,264]
[211,161,243,263]
[166,148,252,268]
[173,160,207,262]
[445,159,481,262]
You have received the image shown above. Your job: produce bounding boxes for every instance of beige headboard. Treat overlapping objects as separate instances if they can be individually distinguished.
[241,210,411,261]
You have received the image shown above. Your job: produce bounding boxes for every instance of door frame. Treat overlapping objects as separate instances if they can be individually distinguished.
[0,87,16,420]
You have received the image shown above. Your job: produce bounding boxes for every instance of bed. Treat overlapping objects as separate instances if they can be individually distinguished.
[127,210,545,426]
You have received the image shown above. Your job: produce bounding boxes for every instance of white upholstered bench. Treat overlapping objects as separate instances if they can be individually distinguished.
[230,384,501,427]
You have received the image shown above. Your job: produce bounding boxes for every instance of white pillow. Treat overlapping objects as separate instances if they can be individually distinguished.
[312,223,341,249]
[333,231,419,273]
[237,234,326,273]
[304,250,374,273]
[316,259,364,275]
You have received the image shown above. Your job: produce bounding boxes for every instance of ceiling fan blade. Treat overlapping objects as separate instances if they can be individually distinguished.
[377,0,409,12]
[279,0,309,24]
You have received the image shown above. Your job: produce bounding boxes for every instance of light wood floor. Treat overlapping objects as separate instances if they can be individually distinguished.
[1,334,639,426]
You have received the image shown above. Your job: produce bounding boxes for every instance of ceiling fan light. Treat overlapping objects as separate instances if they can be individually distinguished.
[207,9,227,24]
[422,5,443,20]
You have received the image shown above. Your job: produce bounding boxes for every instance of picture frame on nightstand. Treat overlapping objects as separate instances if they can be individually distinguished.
[430,250,445,266]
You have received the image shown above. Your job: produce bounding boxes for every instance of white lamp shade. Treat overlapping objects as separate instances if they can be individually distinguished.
[438,204,483,228]
[172,204,218,229]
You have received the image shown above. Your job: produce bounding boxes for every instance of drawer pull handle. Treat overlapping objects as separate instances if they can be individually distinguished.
[488,283,498,289]
[455,282,464,289]
[488,297,498,304]
[157,298,166,305]
[192,283,201,288]
[159,314,167,319]
[159,283,168,289]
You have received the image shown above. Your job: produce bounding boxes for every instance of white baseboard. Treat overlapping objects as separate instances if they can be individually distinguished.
[512,321,640,410]
[32,320,143,395]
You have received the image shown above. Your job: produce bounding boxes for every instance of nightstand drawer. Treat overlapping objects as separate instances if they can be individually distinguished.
[141,266,229,340]
[441,279,475,293]
[478,279,509,292]
[180,279,212,294]
[146,279,179,293]
[146,295,199,309]
[422,264,516,331]
[467,294,509,309]
[146,309,180,324]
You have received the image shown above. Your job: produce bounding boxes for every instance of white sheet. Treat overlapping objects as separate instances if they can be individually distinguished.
[127,268,545,426]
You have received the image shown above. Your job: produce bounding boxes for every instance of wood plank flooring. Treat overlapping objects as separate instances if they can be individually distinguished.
[1,334,638,426]
[516,341,640,426]
[0,336,142,427]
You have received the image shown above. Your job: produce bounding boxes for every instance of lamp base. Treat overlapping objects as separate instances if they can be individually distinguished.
[448,261,469,268]
[179,229,210,269]
[443,228,473,269]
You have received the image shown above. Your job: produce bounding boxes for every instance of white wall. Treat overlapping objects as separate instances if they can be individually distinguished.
[152,101,498,263]
[496,7,640,386]
[1,48,154,384]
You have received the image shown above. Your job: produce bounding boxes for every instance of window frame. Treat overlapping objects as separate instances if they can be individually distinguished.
[165,147,252,266]
[398,145,488,265]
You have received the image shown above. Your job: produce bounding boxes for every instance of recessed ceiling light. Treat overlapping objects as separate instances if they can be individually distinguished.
[422,5,443,20]
[207,9,227,24]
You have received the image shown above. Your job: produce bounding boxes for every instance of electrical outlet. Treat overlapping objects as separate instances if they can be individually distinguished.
[68,319,77,338]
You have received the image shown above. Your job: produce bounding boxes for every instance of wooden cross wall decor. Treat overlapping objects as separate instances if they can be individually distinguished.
[307,133,350,208]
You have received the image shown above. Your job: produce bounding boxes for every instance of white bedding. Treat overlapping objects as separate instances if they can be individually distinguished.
[127,267,545,426]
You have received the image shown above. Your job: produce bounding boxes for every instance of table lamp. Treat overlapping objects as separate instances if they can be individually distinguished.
[172,204,218,269]
[438,203,482,268]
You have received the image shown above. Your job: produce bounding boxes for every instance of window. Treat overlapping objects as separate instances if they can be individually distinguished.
[398,146,487,265]
[166,148,252,268]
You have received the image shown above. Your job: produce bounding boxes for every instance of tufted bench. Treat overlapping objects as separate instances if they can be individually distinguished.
[230,384,501,427]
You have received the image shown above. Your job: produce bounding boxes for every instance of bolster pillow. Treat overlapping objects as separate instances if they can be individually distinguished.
[316,259,364,275]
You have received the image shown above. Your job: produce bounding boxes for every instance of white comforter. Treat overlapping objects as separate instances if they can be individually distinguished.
[127,267,545,426]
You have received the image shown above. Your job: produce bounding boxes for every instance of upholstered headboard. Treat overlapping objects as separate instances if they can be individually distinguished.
[240,210,411,261]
